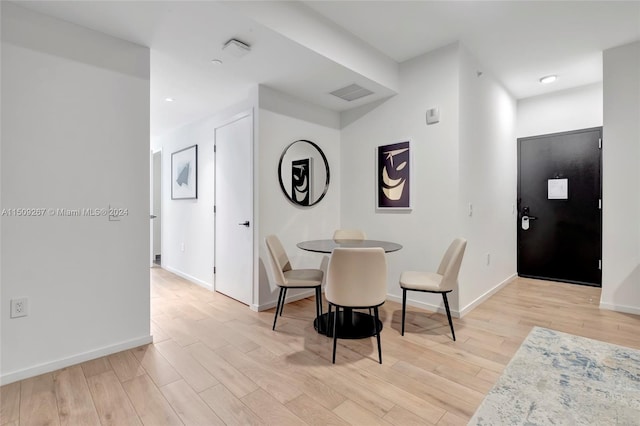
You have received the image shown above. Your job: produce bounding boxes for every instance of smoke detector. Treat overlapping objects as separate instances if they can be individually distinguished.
[222,38,251,57]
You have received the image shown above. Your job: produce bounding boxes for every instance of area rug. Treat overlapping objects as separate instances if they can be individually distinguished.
[468,327,640,425]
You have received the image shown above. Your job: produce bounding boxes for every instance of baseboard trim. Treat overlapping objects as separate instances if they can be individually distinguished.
[386,274,517,319]
[0,335,153,385]
[386,294,460,318]
[599,302,640,316]
[458,273,517,317]
[255,289,316,312]
[163,265,214,291]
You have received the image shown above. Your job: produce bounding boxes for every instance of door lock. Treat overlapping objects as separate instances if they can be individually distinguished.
[521,206,537,230]
[238,221,250,227]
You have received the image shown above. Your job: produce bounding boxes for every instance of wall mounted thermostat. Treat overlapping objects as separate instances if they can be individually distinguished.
[426,107,440,125]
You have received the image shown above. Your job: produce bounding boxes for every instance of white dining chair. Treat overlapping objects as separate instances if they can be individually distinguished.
[325,247,387,364]
[332,229,366,240]
[399,238,467,341]
[265,235,324,331]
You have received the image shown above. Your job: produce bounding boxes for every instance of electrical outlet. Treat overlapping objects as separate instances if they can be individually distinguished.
[10,298,28,318]
[180,243,185,252]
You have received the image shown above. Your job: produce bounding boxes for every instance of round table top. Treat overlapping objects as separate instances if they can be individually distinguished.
[297,239,403,254]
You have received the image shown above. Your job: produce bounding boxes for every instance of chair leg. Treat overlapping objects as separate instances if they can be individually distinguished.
[279,288,288,316]
[327,303,333,336]
[332,305,339,364]
[401,288,407,336]
[373,306,382,364]
[273,287,284,330]
[442,292,455,341]
[315,286,323,318]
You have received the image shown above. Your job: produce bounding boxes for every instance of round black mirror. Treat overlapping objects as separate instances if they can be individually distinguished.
[278,139,330,207]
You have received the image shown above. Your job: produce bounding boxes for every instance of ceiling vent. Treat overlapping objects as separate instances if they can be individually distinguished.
[222,38,251,57]
[330,83,374,102]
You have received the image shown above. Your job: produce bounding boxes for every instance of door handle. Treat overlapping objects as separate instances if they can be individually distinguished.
[239,221,250,227]
[150,214,157,219]
[521,206,537,220]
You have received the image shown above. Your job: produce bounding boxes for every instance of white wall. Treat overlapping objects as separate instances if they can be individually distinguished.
[457,46,518,314]
[340,43,463,314]
[601,41,640,314]
[1,3,151,384]
[339,42,517,317]
[154,98,256,290]
[154,85,341,311]
[517,83,603,138]
[257,86,341,309]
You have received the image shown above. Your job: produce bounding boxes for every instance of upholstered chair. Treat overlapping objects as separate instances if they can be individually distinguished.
[326,247,387,364]
[399,238,467,341]
[265,235,324,331]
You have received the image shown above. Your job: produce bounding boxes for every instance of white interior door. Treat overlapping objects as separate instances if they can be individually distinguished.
[214,113,253,305]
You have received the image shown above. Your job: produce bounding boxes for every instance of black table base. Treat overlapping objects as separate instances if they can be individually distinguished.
[314,309,383,338]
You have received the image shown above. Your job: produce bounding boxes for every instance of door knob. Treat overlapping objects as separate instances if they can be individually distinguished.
[239,221,250,227]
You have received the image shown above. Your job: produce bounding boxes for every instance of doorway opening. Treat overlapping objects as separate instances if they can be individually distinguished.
[151,150,162,267]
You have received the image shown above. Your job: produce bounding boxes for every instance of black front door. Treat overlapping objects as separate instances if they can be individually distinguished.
[517,127,602,287]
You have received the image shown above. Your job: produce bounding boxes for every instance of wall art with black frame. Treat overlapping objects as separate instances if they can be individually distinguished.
[377,140,411,209]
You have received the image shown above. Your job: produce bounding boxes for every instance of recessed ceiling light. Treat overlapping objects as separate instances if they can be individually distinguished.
[164,97,175,102]
[211,59,223,65]
[539,75,557,84]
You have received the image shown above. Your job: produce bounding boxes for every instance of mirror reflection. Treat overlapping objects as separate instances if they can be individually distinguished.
[278,140,330,207]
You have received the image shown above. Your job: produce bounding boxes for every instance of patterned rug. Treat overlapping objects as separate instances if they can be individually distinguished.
[469,327,640,425]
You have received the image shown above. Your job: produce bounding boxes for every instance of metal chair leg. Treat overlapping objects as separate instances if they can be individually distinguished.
[374,306,382,364]
[442,292,455,341]
[315,286,323,318]
[332,305,339,364]
[279,288,287,316]
[273,287,284,330]
[327,302,333,337]
[401,288,407,336]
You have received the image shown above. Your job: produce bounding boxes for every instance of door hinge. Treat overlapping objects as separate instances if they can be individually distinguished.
[214,266,216,274]
[214,145,217,153]
[598,260,602,270]
[598,138,602,149]
[598,199,602,209]
[213,205,216,214]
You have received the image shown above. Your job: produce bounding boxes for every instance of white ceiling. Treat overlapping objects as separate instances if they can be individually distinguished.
[13,1,640,139]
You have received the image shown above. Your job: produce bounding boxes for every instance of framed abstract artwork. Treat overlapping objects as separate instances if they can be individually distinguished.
[171,145,198,200]
[291,157,312,206]
[377,140,411,209]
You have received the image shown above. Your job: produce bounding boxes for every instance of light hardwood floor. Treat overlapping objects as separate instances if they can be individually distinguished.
[2,268,640,425]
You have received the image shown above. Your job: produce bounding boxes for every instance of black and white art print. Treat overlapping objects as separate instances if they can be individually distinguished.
[171,145,197,200]
[291,157,312,206]
[377,141,411,209]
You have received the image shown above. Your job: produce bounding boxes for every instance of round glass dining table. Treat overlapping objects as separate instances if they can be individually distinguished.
[297,239,402,338]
